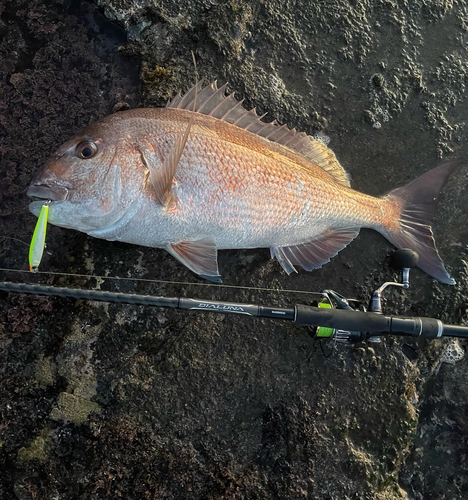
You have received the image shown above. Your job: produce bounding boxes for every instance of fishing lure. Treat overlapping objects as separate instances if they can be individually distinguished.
[29,201,50,272]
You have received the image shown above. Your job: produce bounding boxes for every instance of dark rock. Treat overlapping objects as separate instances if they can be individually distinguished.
[372,73,385,88]
[1,1,468,499]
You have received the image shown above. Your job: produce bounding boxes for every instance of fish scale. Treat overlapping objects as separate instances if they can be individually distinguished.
[27,82,460,283]
[164,121,359,236]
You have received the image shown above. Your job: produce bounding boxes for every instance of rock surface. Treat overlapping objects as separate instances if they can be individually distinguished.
[1,0,468,498]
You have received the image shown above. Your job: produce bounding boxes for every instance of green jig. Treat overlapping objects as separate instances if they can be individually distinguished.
[29,202,50,272]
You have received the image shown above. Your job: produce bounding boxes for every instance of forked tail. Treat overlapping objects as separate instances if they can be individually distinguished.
[380,160,462,284]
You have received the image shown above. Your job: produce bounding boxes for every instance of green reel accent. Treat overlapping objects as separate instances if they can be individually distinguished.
[315,300,335,338]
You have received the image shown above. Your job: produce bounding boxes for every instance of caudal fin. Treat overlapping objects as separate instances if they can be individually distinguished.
[380,160,462,284]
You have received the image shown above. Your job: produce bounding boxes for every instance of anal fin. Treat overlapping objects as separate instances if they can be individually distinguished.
[167,238,222,282]
[271,228,359,274]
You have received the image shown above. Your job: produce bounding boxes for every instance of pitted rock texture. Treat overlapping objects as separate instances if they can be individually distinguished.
[1,1,468,499]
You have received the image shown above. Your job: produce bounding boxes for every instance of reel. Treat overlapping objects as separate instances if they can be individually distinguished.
[308,293,369,343]
[309,249,419,344]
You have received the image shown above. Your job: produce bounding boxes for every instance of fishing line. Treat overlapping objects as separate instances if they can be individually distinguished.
[0,236,30,248]
[0,267,323,297]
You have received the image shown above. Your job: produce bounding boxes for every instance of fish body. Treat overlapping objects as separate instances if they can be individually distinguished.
[27,82,459,283]
[83,109,384,245]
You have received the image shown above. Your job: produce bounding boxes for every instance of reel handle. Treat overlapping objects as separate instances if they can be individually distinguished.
[392,249,419,270]
[370,249,420,313]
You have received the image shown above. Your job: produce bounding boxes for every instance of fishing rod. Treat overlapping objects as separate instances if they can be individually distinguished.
[1,249,467,343]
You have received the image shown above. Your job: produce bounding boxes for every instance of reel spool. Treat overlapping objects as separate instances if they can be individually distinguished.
[309,299,335,339]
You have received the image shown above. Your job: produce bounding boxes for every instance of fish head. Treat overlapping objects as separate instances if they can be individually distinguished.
[27,116,146,232]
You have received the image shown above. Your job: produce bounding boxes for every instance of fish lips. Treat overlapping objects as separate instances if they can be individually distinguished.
[27,184,69,216]
[27,184,69,202]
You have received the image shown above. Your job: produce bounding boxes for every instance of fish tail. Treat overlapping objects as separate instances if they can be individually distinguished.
[378,159,462,284]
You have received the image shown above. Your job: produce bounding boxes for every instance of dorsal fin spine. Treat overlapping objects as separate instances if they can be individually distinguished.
[232,105,251,126]
[166,81,351,187]
[219,94,237,120]
[198,84,225,114]
[224,99,245,122]
[207,87,231,117]
[266,123,287,140]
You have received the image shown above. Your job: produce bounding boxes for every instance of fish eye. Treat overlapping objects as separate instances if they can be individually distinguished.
[76,141,98,159]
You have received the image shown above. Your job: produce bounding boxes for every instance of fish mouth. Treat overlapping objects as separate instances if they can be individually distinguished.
[27,184,69,202]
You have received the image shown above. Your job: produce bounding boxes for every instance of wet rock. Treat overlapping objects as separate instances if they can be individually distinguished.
[372,73,385,88]
[49,392,101,424]
[1,0,468,499]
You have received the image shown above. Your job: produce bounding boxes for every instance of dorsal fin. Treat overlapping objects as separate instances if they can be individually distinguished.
[167,81,351,187]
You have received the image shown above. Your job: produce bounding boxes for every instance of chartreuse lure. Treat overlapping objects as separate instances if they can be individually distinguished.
[29,202,50,272]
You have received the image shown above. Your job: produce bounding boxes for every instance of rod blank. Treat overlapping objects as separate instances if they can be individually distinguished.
[1,281,467,339]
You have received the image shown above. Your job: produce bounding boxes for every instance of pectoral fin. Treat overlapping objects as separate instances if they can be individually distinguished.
[167,238,222,283]
[140,123,191,207]
[271,228,359,274]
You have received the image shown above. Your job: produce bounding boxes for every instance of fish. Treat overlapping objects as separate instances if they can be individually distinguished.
[27,81,461,284]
